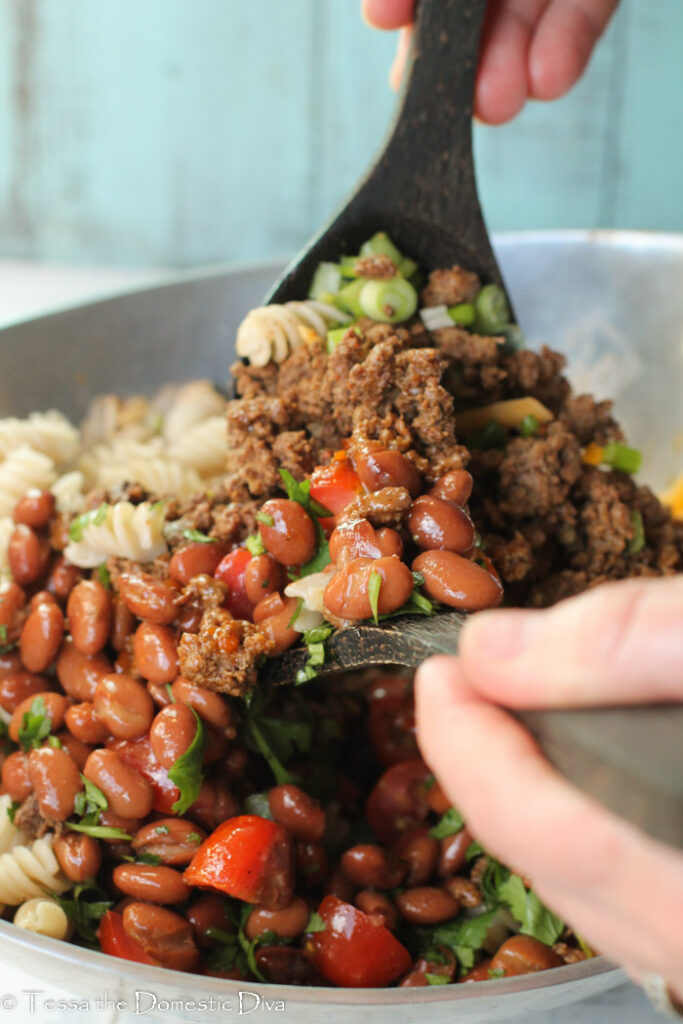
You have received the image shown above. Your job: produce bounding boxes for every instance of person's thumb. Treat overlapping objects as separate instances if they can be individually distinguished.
[458,574,683,707]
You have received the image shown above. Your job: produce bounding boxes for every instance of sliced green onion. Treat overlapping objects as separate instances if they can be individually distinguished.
[472,421,507,450]
[327,325,353,352]
[602,442,642,475]
[336,278,366,318]
[447,302,475,327]
[359,278,418,324]
[245,532,266,556]
[398,256,418,280]
[308,262,342,300]
[368,569,382,624]
[519,414,540,438]
[474,284,510,335]
[359,231,403,266]
[627,510,645,555]
[338,256,360,278]
[255,511,275,527]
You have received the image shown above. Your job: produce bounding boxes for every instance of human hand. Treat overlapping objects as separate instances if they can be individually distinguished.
[415,574,683,1001]
[362,0,620,124]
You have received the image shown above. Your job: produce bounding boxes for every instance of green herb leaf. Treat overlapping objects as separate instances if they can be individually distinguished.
[627,509,645,555]
[169,707,206,815]
[287,598,304,629]
[497,875,564,946]
[69,503,109,543]
[431,907,499,972]
[95,564,111,589]
[425,973,450,985]
[299,536,331,578]
[255,511,275,527]
[238,904,267,982]
[67,822,132,840]
[7,800,19,824]
[377,587,436,621]
[305,911,326,934]
[74,776,108,825]
[411,571,425,586]
[368,569,382,624]
[488,967,506,979]
[277,469,312,508]
[182,528,216,544]
[135,852,162,866]
[53,881,114,946]
[18,695,53,751]
[47,735,62,749]
[155,824,170,836]
[245,532,266,556]
[429,807,465,839]
[466,840,485,861]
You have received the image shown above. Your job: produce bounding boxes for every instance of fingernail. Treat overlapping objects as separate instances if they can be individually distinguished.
[462,610,538,661]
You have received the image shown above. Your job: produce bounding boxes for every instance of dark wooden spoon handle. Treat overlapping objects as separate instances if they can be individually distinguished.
[267,0,500,303]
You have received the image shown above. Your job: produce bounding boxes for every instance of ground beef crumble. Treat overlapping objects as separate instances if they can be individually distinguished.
[178,607,273,697]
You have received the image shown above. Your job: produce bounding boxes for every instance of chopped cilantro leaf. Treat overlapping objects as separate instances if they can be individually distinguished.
[466,840,485,861]
[95,564,111,589]
[18,695,53,751]
[287,598,304,629]
[245,532,266,556]
[155,824,170,836]
[428,807,464,839]
[182,528,216,544]
[488,967,506,979]
[53,881,114,946]
[368,569,382,624]
[255,511,275,527]
[169,707,206,815]
[67,822,132,840]
[305,911,326,934]
[497,874,564,946]
[69,503,108,543]
[431,907,499,972]
[425,973,450,985]
[7,800,19,824]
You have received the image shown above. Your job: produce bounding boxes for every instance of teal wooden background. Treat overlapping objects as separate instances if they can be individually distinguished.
[0,0,681,268]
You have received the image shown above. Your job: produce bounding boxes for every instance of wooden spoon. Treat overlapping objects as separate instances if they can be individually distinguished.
[259,0,683,849]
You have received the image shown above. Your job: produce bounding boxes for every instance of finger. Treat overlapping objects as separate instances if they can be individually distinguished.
[362,0,414,30]
[415,656,683,984]
[459,575,683,707]
[389,26,413,90]
[529,0,619,100]
[474,0,550,124]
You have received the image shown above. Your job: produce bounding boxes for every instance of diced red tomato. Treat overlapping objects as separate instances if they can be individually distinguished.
[108,735,180,814]
[183,814,293,908]
[309,458,363,529]
[367,675,419,766]
[365,758,433,844]
[214,548,254,620]
[98,910,159,965]
[311,895,411,987]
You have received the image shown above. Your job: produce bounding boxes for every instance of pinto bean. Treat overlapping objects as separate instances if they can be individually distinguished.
[295,841,328,889]
[2,750,32,802]
[20,602,64,673]
[257,499,316,567]
[171,676,233,733]
[355,889,398,930]
[118,573,178,625]
[0,582,26,634]
[353,444,421,497]
[8,526,51,586]
[0,650,23,679]
[244,555,286,605]
[29,590,58,613]
[341,845,405,890]
[461,958,494,982]
[113,863,191,904]
[9,691,68,743]
[267,785,325,842]
[13,490,56,529]
[412,550,503,610]
[110,596,136,651]
[168,542,228,586]
[133,623,179,683]
[429,470,473,507]
[55,731,93,770]
[255,595,300,656]
[444,877,482,908]
[189,778,239,832]
[27,746,83,821]
[0,671,51,714]
[254,945,322,986]
[186,894,234,947]
[149,703,197,768]
[54,831,102,882]
[245,896,309,941]
[133,819,206,866]
[94,674,155,740]
[323,555,413,621]
[393,831,440,886]
[489,935,564,976]
[325,863,356,903]
[47,558,83,602]
[83,748,154,819]
[395,886,460,925]
[123,902,199,971]
[408,495,475,554]
[67,581,112,655]
[56,641,112,701]
[439,828,473,877]
[399,971,429,987]
[64,701,109,745]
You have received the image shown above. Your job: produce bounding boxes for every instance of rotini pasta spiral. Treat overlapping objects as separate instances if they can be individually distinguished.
[284,571,331,632]
[168,415,227,478]
[0,833,71,904]
[162,380,227,445]
[0,517,15,585]
[0,411,79,466]
[64,500,169,568]
[0,446,57,518]
[96,458,202,501]
[13,897,71,939]
[51,470,87,516]
[0,794,24,855]
[236,301,351,367]
[80,394,157,448]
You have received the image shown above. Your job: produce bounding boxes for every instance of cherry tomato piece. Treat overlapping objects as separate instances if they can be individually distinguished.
[97,910,159,966]
[308,459,363,528]
[214,549,254,620]
[107,735,180,814]
[311,895,412,988]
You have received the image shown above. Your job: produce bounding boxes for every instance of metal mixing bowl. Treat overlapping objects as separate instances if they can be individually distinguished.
[0,231,681,1024]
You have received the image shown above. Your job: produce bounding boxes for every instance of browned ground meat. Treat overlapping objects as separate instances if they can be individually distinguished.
[13,794,56,839]
[420,265,480,307]
[178,607,273,696]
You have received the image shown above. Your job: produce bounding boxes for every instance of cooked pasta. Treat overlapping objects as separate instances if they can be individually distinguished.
[0,447,57,518]
[0,834,71,905]
[0,411,79,466]
[80,394,157,448]
[96,457,202,501]
[0,516,15,584]
[78,437,166,490]
[168,415,228,478]
[284,571,331,632]
[0,794,24,855]
[13,897,71,940]
[236,300,351,367]
[51,470,87,516]
[64,500,169,568]
[162,380,227,445]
